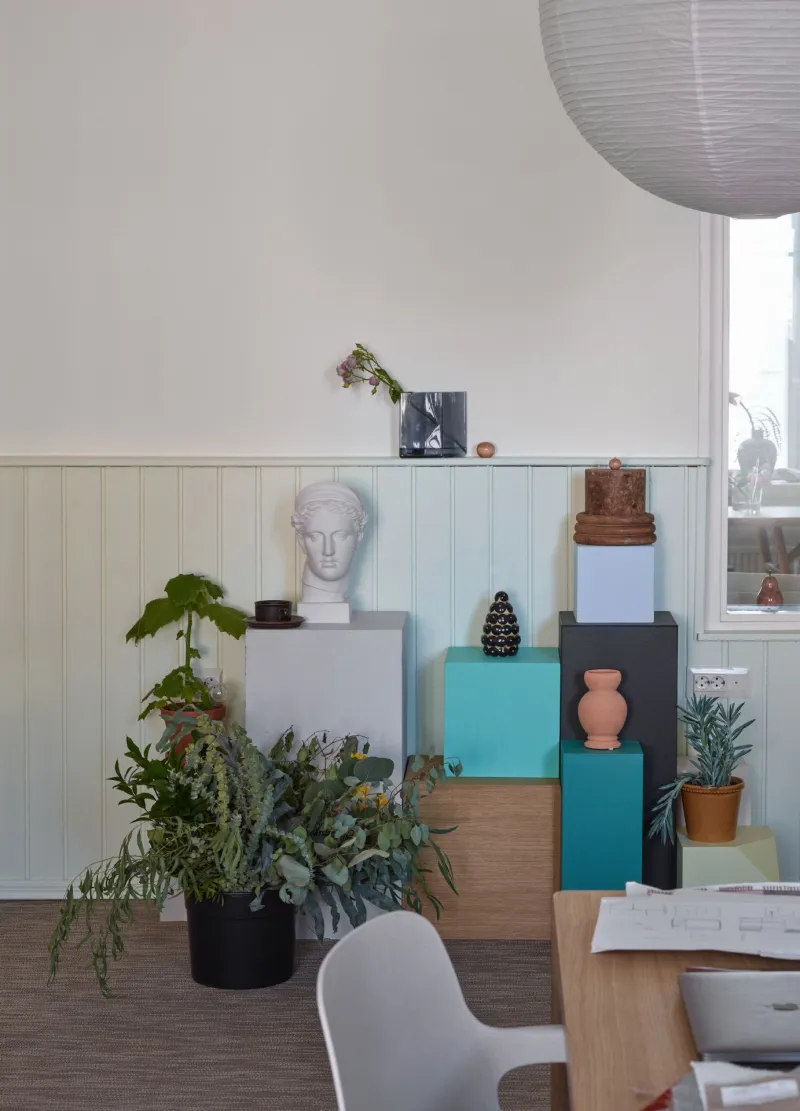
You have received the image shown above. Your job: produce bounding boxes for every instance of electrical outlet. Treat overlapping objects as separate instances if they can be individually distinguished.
[687,667,751,698]
[199,668,222,690]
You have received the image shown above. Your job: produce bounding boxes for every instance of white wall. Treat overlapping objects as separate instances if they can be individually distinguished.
[0,0,701,458]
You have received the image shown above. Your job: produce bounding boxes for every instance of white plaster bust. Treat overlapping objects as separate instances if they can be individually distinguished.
[291,482,367,616]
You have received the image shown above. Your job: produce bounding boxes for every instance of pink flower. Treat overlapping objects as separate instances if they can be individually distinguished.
[368,376,379,387]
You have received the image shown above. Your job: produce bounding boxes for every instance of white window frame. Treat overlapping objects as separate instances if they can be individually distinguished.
[701,213,800,636]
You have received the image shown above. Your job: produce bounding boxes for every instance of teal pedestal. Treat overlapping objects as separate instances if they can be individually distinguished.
[561,740,643,890]
[443,647,560,777]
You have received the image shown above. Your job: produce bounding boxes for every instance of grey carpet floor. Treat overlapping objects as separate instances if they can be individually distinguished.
[0,902,551,1111]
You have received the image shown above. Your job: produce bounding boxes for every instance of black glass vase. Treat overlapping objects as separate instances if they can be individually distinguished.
[398,392,467,458]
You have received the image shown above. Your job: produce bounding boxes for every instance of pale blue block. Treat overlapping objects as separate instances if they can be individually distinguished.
[443,647,560,777]
[574,543,655,624]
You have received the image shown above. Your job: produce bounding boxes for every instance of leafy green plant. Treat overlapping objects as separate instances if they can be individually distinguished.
[648,696,754,845]
[48,717,460,996]
[126,573,248,718]
[265,730,461,936]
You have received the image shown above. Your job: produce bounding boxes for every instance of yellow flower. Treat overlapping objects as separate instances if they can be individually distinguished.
[352,783,370,801]
[376,793,388,808]
[352,752,367,761]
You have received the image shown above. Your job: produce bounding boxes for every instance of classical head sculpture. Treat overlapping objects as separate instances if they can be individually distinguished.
[291,481,367,605]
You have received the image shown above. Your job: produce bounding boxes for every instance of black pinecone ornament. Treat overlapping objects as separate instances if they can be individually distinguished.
[481,591,521,657]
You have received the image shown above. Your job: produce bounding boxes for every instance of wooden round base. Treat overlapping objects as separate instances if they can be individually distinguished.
[584,736,621,750]
[574,512,656,546]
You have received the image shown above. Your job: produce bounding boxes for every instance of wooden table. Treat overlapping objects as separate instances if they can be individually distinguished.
[551,891,800,1111]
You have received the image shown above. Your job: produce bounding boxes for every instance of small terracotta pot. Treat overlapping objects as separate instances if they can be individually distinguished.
[681,777,743,843]
[161,703,225,757]
[577,669,627,750]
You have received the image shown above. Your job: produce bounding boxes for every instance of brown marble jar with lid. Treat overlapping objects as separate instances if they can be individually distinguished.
[574,457,656,546]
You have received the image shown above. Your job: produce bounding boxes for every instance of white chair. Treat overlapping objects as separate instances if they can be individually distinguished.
[316,910,567,1111]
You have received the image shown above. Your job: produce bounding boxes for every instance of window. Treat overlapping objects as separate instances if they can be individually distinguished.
[726,215,800,614]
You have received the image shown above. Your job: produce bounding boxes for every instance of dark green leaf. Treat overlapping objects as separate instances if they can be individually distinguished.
[126,597,183,643]
[165,573,224,607]
[197,602,248,639]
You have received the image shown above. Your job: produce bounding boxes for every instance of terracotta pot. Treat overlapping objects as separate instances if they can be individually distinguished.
[681,777,743,843]
[577,669,627,750]
[161,703,225,757]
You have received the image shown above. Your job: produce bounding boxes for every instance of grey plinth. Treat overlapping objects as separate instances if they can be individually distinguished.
[245,611,409,776]
[246,610,408,940]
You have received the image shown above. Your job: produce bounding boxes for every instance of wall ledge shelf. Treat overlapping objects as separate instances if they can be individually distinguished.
[0,455,712,468]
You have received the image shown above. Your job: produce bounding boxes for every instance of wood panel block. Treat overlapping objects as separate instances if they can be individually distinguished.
[416,776,560,940]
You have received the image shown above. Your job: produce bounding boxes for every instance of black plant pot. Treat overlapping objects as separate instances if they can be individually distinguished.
[185,890,295,990]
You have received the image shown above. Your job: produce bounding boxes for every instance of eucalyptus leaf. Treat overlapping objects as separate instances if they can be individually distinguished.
[318,883,341,934]
[349,848,390,868]
[322,859,349,887]
[277,855,311,887]
[355,756,394,783]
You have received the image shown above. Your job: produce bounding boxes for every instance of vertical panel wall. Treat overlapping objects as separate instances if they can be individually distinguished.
[2,457,789,895]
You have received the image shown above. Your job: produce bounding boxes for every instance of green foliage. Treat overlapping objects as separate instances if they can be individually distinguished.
[264,731,461,937]
[49,719,459,996]
[126,574,248,719]
[50,719,308,996]
[648,696,754,845]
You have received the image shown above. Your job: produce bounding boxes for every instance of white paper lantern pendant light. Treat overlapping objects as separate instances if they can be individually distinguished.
[539,0,800,218]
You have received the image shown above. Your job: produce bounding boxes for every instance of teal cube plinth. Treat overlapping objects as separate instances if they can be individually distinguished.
[561,740,643,890]
[443,647,560,777]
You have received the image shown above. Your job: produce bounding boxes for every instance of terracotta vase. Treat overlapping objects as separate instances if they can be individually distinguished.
[681,777,743,843]
[577,669,627,750]
[161,703,225,757]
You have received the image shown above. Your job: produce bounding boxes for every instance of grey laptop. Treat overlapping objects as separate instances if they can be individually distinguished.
[680,971,800,1067]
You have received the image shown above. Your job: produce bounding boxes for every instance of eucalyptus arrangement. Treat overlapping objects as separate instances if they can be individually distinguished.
[48,717,459,996]
[126,573,248,726]
[336,344,404,404]
[267,728,461,935]
[648,696,754,845]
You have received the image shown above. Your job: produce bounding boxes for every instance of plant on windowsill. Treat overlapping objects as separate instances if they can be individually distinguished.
[126,573,248,750]
[729,393,782,478]
[48,718,460,996]
[648,696,754,846]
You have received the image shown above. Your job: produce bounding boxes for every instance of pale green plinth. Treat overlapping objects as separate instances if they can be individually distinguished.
[678,826,780,887]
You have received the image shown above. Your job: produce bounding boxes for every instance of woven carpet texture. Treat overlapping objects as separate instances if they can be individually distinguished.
[0,903,551,1110]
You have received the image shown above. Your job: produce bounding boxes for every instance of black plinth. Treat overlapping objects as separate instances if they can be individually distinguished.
[558,611,679,890]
